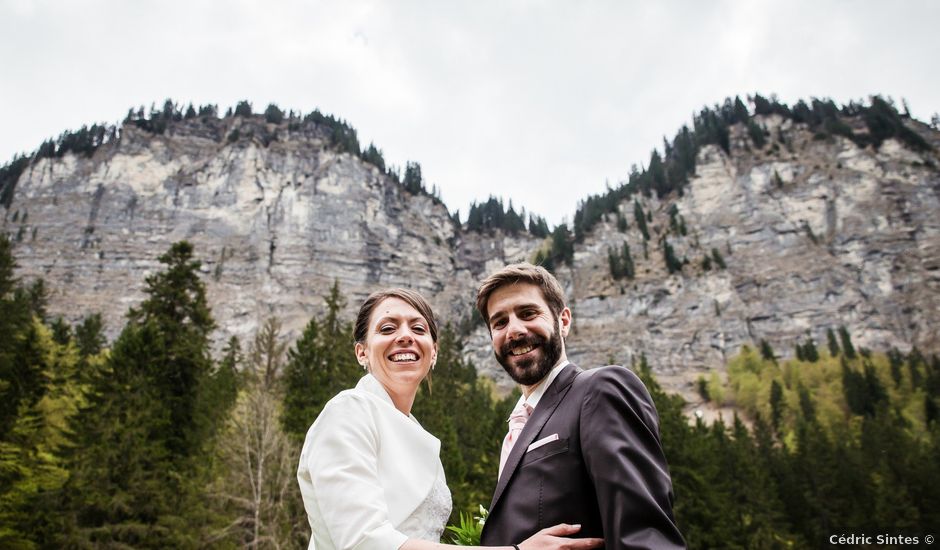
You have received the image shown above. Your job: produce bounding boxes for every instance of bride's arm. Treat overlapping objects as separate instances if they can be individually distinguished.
[399,523,603,550]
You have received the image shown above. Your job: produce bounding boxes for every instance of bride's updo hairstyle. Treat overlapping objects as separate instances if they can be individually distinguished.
[354,288,440,345]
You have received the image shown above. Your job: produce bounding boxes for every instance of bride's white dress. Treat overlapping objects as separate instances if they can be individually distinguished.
[396,460,453,541]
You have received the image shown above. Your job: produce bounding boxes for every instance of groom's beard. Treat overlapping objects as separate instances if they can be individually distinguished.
[495,324,563,387]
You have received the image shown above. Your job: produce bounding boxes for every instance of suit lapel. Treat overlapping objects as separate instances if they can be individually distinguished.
[489,363,581,511]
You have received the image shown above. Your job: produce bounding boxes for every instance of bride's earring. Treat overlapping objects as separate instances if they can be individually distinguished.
[359,359,369,371]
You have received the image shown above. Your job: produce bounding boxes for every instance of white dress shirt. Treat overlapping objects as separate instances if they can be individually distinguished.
[517,359,570,412]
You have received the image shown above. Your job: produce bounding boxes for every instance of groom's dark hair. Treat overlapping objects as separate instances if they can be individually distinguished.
[475,262,567,329]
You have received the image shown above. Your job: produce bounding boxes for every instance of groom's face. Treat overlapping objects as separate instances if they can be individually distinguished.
[486,283,570,387]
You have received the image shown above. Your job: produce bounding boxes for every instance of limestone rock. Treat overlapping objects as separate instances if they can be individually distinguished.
[4,114,939,403]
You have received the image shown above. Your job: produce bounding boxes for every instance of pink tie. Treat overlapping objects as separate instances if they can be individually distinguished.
[499,401,532,479]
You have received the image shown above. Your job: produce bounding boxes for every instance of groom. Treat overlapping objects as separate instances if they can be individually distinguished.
[476,263,685,549]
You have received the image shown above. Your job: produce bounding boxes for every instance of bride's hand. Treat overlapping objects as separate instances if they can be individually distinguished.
[517,523,604,549]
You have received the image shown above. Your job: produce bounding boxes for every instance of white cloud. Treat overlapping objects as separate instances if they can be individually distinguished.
[1,0,938,225]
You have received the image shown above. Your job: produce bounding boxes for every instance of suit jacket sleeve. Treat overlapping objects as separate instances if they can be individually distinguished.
[303,394,410,550]
[579,366,686,549]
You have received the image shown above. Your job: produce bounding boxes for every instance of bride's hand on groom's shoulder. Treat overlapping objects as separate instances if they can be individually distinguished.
[519,524,604,549]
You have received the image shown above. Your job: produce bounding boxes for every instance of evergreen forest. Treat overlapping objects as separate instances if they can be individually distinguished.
[1,236,937,549]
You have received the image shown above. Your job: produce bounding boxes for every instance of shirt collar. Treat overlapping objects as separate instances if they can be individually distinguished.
[516,359,570,412]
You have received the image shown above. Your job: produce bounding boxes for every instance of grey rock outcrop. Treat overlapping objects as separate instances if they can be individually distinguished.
[4,112,938,403]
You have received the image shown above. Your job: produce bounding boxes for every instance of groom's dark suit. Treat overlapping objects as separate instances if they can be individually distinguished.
[480,363,685,549]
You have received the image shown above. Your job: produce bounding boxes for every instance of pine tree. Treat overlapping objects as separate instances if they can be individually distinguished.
[62,241,223,547]
[838,326,856,359]
[759,340,776,363]
[74,313,105,358]
[769,380,784,431]
[361,143,386,172]
[0,264,55,446]
[0,320,81,548]
[827,328,840,357]
[234,100,253,117]
[403,162,424,195]
[802,337,819,362]
[747,120,766,148]
[711,248,727,269]
[634,199,650,241]
[263,104,284,124]
[620,242,634,279]
[281,280,359,439]
[663,240,682,274]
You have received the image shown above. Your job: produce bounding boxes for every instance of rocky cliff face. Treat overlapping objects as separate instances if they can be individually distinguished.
[553,115,939,403]
[3,112,938,402]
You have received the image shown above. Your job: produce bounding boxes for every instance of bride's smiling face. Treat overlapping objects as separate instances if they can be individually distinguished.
[356,297,437,397]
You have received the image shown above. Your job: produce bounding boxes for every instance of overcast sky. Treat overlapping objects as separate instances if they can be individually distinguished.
[2,0,938,225]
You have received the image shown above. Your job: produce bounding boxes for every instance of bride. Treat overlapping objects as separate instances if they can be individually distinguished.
[297,288,603,550]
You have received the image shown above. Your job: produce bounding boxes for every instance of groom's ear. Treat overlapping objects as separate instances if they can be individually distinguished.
[558,307,572,338]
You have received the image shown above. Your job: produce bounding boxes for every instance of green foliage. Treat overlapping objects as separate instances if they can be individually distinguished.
[74,313,105,358]
[329,121,360,155]
[769,379,784,430]
[616,211,628,232]
[0,320,82,548]
[263,103,284,124]
[1,155,31,209]
[838,326,856,359]
[827,328,840,357]
[608,242,635,280]
[862,96,931,151]
[634,354,802,548]
[633,199,650,241]
[234,100,253,117]
[281,280,360,439]
[645,338,940,548]
[465,196,531,235]
[696,376,710,401]
[50,316,71,346]
[60,241,231,547]
[0,237,46,441]
[4,226,938,546]
[797,336,819,363]
[566,94,932,242]
[361,143,386,172]
[667,204,688,236]
[208,318,307,548]
[402,161,425,194]
[528,214,550,238]
[662,239,683,274]
[446,506,487,545]
[711,248,727,269]
[701,253,712,271]
[759,339,776,363]
[747,120,766,148]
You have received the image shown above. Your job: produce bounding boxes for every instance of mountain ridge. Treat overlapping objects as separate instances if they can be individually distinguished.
[3,95,938,402]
